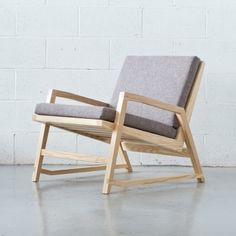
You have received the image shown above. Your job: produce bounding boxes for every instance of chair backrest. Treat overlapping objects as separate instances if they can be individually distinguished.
[110,56,201,129]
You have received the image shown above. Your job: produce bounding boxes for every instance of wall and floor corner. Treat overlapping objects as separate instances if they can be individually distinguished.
[0,0,235,167]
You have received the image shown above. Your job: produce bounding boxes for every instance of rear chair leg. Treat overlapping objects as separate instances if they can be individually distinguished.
[176,114,205,183]
[32,124,50,182]
[185,130,205,183]
[188,141,205,183]
[119,144,132,172]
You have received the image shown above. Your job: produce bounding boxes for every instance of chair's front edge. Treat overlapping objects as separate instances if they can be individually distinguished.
[31,117,131,182]
[32,89,132,183]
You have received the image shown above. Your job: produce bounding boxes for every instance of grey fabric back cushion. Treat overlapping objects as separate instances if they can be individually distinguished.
[110,56,200,129]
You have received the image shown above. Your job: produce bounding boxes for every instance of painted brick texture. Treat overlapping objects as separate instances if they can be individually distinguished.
[0,0,234,166]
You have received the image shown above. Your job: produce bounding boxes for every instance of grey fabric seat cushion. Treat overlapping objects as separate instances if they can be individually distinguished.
[35,103,177,138]
[110,56,200,129]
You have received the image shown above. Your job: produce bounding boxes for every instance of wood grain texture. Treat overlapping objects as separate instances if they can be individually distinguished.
[41,149,108,163]
[110,174,198,186]
[41,164,127,175]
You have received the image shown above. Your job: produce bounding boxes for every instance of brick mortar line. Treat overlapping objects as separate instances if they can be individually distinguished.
[140,8,144,37]
[77,7,80,36]
[44,39,47,68]
[13,133,16,165]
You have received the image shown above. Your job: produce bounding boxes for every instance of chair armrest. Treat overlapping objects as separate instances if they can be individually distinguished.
[112,91,186,132]
[46,89,110,107]
[120,92,185,115]
[112,92,189,139]
[119,92,200,160]
[122,92,193,137]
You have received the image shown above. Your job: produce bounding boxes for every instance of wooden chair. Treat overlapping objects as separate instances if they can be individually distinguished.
[32,56,205,194]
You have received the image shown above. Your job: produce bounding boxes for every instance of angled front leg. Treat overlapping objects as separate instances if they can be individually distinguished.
[32,124,50,182]
[102,93,128,194]
[32,90,54,182]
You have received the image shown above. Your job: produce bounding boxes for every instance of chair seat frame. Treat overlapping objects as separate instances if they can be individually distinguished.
[32,62,205,194]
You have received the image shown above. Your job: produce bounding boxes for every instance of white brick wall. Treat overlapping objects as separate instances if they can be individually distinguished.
[80,8,142,37]
[0,7,16,36]
[0,38,45,68]
[0,0,235,167]
[47,38,110,69]
[0,70,15,99]
[110,39,173,69]
[143,8,206,39]
[17,6,78,36]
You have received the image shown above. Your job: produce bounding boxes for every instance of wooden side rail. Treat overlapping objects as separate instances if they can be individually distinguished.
[47,89,110,107]
[110,174,198,187]
[121,141,191,157]
[41,149,108,164]
[123,92,185,115]
[41,164,127,176]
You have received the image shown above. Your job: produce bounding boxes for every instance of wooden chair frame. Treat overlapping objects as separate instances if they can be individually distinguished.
[32,62,205,194]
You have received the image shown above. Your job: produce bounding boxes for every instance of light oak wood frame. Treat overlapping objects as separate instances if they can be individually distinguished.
[32,62,205,194]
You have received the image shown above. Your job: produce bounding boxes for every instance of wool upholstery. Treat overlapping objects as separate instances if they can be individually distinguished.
[35,56,200,138]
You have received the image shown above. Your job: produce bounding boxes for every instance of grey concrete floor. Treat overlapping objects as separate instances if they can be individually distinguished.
[0,165,236,236]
